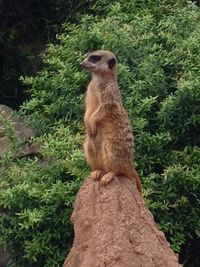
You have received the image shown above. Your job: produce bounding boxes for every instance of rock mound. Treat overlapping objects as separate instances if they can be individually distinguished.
[64,176,181,267]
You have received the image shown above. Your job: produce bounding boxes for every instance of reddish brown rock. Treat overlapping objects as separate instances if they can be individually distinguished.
[64,176,181,267]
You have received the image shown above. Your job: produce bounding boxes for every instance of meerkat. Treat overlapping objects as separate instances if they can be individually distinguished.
[80,50,142,193]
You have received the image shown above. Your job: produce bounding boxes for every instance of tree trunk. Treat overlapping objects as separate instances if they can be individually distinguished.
[63,176,181,267]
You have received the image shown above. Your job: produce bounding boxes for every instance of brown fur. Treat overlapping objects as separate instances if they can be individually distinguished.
[80,50,142,193]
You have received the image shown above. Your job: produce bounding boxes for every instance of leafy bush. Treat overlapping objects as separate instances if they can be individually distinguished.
[0,0,200,266]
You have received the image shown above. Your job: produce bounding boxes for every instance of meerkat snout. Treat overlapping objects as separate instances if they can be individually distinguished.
[80,54,102,71]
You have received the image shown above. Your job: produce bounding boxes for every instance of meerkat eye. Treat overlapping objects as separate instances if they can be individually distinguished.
[88,55,101,63]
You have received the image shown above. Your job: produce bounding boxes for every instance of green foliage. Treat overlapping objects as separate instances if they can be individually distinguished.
[0,126,87,267]
[0,0,200,266]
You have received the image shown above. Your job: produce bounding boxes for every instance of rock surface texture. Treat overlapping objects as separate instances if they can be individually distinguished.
[64,176,181,267]
[0,105,39,157]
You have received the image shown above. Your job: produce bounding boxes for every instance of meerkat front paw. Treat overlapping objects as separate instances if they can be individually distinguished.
[100,171,115,185]
[88,121,97,138]
[88,128,97,138]
[90,170,105,180]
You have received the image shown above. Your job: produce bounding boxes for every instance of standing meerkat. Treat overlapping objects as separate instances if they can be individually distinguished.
[80,50,142,193]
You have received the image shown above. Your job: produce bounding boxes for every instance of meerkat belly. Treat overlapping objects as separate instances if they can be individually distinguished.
[97,116,133,147]
[97,121,114,137]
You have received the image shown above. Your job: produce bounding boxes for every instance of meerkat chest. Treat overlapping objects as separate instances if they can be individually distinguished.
[85,81,101,113]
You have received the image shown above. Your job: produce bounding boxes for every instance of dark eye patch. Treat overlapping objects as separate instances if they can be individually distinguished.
[88,55,101,63]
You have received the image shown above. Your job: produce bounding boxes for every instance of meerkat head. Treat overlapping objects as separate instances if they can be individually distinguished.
[80,50,117,77]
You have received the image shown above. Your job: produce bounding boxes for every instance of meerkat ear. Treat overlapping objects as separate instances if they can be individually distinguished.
[108,58,116,69]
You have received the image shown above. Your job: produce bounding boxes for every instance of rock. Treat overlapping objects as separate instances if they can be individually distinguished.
[64,176,181,267]
[0,104,36,139]
[0,137,10,154]
[0,105,39,157]
[0,248,9,267]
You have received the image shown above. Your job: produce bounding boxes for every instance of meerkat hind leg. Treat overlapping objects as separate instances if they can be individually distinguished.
[101,171,115,185]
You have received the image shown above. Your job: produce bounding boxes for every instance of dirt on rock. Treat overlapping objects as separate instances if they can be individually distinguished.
[63,176,181,267]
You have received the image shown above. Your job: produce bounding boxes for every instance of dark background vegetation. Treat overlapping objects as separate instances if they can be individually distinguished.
[0,0,200,267]
[0,0,97,109]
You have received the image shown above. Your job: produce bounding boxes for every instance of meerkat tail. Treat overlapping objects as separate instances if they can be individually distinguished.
[130,168,142,194]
